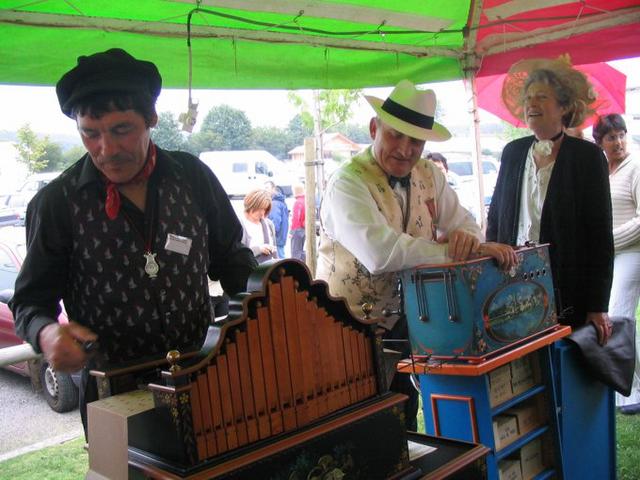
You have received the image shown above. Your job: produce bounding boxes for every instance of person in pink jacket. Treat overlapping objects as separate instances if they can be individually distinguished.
[290,183,306,261]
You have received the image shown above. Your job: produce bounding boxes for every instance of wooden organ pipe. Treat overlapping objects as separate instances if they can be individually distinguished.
[169,267,379,462]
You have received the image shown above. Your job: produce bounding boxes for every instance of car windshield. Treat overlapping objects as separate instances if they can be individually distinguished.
[483,161,497,174]
[448,160,498,177]
[449,162,473,177]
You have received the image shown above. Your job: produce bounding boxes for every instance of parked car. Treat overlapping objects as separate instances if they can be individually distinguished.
[1,191,32,225]
[0,206,21,227]
[0,226,79,412]
[200,150,295,197]
[442,153,499,222]
[446,154,499,197]
[17,171,62,194]
[0,171,62,227]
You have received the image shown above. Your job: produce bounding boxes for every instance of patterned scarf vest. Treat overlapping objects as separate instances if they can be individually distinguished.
[64,155,212,365]
[317,147,437,326]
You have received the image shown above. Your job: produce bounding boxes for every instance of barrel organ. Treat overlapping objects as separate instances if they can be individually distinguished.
[89,260,415,479]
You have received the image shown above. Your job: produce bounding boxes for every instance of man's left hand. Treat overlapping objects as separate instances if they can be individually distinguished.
[438,230,480,262]
[478,242,519,271]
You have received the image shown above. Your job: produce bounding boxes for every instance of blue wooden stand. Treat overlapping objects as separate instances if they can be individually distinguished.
[551,340,616,479]
[403,327,618,479]
[404,328,567,479]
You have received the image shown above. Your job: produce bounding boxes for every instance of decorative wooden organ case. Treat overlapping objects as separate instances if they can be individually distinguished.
[90,260,415,479]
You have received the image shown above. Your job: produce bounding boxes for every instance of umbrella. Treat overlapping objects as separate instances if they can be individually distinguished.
[476,62,627,128]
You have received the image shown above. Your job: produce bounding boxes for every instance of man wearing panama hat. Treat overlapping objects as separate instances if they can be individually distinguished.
[316,79,516,429]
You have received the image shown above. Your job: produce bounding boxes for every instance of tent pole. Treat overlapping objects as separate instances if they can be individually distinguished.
[303,137,318,276]
[462,59,487,232]
[462,0,487,232]
[313,90,326,195]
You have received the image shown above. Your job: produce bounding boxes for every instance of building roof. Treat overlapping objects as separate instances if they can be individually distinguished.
[288,132,362,155]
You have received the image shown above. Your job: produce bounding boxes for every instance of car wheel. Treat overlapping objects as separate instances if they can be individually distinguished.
[40,362,79,413]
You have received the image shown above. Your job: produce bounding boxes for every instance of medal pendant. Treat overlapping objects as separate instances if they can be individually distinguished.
[143,252,159,278]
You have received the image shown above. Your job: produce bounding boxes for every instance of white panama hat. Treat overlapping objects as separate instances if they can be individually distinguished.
[365,79,451,142]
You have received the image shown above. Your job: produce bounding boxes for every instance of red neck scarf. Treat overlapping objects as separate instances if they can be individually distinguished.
[104,142,157,220]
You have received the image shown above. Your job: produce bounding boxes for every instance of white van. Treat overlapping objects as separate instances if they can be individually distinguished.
[199,150,293,197]
[18,171,62,193]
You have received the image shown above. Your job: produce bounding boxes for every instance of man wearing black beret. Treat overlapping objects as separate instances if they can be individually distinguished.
[10,48,257,434]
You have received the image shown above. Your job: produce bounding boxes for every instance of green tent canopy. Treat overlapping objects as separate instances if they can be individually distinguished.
[1,1,639,89]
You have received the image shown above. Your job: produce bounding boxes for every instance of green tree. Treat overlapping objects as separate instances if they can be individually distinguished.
[187,130,226,156]
[332,122,370,144]
[500,121,530,142]
[286,114,314,149]
[288,89,361,186]
[40,141,65,172]
[251,126,291,159]
[151,111,186,151]
[288,89,361,135]
[62,145,87,167]
[14,124,49,173]
[195,105,252,152]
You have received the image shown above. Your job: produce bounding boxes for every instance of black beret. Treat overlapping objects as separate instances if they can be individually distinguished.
[56,48,162,118]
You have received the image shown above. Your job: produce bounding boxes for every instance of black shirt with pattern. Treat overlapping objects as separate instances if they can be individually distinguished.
[10,147,257,366]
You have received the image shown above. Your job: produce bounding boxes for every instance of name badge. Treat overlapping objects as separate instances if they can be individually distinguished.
[165,233,192,256]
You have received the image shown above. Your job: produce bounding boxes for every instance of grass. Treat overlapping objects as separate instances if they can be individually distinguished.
[618,305,640,480]
[618,411,640,480]
[0,412,636,479]
[0,436,86,480]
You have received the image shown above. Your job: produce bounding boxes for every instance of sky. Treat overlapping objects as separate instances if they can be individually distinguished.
[0,57,638,140]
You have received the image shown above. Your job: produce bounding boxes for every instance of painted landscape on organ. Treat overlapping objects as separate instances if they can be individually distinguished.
[485,284,547,341]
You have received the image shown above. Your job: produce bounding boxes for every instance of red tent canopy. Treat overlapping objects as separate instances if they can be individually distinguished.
[476,62,627,127]
[472,0,640,77]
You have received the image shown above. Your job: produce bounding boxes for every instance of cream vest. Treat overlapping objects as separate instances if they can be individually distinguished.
[317,147,437,327]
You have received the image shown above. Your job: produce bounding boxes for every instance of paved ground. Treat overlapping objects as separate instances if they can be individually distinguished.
[0,369,83,461]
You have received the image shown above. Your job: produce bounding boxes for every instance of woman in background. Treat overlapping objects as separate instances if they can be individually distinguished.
[426,152,449,179]
[487,57,614,345]
[593,113,640,414]
[241,189,278,263]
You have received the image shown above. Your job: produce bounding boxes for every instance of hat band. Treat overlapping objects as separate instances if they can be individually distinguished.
[381,98,434,130]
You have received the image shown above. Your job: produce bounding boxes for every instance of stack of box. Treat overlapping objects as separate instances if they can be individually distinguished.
[497,437,545,480]
[510,355,537,396]
[505,398,541,437]
[489,364,513,407]
[491,353,546,479]
[498,459,523,480]
[489,354,539,408]
[492,414,519,450]
[518,438,545,479]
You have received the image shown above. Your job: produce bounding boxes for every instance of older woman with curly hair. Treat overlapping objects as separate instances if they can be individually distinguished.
[486,57,614,345]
